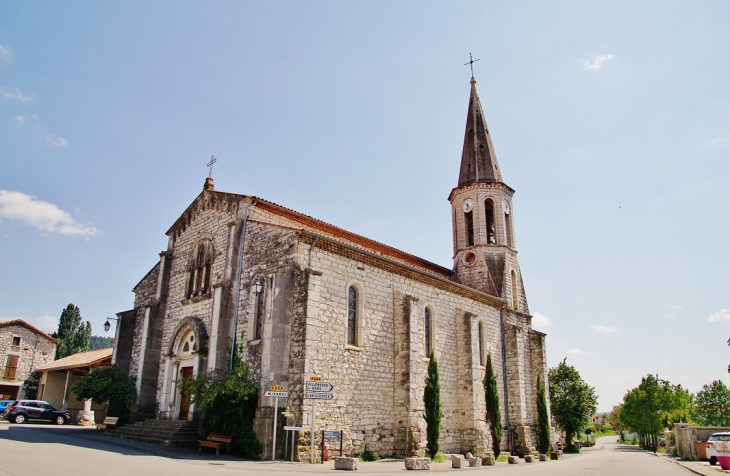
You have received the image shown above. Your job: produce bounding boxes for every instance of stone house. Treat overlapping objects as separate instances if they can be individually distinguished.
[0,320,57,400]
[113,77,551,458]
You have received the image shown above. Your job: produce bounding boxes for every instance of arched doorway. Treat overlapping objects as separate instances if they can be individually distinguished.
[175,327,196,420]
[161,318,208,420]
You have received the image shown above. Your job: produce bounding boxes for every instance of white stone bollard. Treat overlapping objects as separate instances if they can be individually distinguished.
[524,454,535,463]
[539,454,548,462]
[405,458,431,470]
[469,456,482,467]
[508,455,520,464]
[334,457,358,471]
[451,454,465,468]
[482,455,496,465]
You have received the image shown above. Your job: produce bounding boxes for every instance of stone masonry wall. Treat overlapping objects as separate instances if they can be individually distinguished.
[295,236,536,457]
[0,323,56,398]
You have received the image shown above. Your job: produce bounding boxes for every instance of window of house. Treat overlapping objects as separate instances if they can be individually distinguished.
[465,211,474,247]
[10,336,20,352]
[3,355,19,380]
[485,199,496,244]
[347,286,358,346]
[424,307,431,356]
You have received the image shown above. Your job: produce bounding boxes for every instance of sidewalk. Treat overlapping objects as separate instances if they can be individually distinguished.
[654,452,727,476]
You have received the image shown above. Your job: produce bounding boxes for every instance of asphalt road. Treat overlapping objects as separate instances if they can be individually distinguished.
[0,423,692,476]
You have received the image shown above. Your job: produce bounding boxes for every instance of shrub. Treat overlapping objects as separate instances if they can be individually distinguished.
[423,351,442,459]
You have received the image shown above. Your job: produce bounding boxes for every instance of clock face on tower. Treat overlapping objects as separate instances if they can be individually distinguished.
[503,200,510,214]
[461,199,474,213]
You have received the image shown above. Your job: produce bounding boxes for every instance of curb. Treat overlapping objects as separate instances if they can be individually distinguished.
[654,454,717,476]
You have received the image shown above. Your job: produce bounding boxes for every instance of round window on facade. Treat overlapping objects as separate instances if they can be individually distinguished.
[463,251,477,266]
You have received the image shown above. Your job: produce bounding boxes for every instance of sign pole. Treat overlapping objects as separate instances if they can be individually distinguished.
[272,396,279,461]
[311,400,316,464]
[291,430,296,461]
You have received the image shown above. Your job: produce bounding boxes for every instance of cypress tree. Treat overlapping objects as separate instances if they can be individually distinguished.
[536,374,551,454]
[484,353,503,457]
[423,350,442,459]
[52,303,92,359]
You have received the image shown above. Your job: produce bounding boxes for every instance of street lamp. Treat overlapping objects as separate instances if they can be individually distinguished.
[103,317,119,333]
[253,279,264,295]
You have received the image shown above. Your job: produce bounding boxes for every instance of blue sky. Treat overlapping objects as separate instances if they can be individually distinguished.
[1,1,728,411]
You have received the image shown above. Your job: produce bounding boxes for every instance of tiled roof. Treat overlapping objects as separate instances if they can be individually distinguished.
[0,320,58,343]
[36,347,113,372]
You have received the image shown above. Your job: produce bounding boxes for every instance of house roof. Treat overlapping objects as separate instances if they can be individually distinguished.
[0,320,58,344]
[36,347,113,373]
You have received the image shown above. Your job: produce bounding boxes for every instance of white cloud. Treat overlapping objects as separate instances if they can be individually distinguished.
[569,348,584,355]
[670,305,683,312]
[0,87,33,103]
[707,309,730,323]
[0,315,58,334]
[591,324,619,334]
[581,54,616,70]
[44,134,69,147]
[532,312,553,330]
[0,44,12,61]
[0,190,98,237]
[14,114,37,127]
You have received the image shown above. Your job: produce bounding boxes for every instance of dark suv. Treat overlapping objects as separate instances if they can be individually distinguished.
[4,400,71,425]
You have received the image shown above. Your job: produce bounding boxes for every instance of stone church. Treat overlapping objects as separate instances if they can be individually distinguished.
[112,76,551,459]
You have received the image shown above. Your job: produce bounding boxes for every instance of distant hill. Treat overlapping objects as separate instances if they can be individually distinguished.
[88,336,114,350]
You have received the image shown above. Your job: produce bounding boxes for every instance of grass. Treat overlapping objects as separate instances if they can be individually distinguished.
[496,454,509,462]
[432,453,449,463]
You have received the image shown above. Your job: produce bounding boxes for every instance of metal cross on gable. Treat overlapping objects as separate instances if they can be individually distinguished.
[207,155,217,178]
[464,52,480,77]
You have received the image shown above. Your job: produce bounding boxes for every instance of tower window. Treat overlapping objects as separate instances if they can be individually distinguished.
[505,212,512,248]
[465,211,474,247]
[485,199,496,244]
[511,270,519,311]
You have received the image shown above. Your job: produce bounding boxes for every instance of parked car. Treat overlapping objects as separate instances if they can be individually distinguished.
[0,400,14,418]
[3,400,71,425]
[706,432,730,466]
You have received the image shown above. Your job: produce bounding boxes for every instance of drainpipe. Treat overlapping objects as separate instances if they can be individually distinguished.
[500,304,512,454]
[230,198,257,371]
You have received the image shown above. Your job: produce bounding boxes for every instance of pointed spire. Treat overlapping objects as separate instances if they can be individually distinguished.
[457,78,503,187]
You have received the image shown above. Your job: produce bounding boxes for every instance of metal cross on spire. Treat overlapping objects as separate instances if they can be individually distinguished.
[207,155,217,178]
[464,52,480,78]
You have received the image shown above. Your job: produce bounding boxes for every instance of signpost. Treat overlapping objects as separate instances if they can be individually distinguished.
[264,385,289,461]
[306,377,335,463]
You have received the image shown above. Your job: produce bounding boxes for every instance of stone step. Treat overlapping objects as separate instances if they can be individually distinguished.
[108,429,200,439]
[103,418,202,448]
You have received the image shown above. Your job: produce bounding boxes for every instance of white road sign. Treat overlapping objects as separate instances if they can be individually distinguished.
[264,390,289,398]
[305,381,334,393]
[306,392,334,400]
[284,426,303,431]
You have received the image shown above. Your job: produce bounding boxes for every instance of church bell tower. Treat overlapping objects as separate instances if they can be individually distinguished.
[448,77,528,313]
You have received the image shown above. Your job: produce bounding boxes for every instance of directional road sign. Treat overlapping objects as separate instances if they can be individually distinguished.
[264,390,289,398]
[306,392,334,400]
[305,381,334,393]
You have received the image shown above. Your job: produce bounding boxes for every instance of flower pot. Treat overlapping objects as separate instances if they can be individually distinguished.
[717,455,730,470]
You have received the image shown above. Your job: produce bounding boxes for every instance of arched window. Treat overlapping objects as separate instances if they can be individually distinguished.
[504,210,513,248]
[424,307,431,356]
[186,240,214,298]
[253,279,265,341]
[478,321,485,366]
[511,270,519,311]
[465,211,474,247]
[485,199,496,244]
[347,286,358,346]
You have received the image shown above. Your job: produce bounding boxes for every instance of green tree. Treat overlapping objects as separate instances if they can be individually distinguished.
[548,358,597,451]
[535,374,551,454]
[607,404,625,440]
[52,304,92,359]
[423,350,442,459]
[88,336,115,351]
[694,380,730,426]
[484,353,503,457]
[178,340,261,459]
[71,364,137,422]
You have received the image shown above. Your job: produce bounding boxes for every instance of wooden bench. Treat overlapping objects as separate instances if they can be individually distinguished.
[199,434,233,455]
[96,416,119,431]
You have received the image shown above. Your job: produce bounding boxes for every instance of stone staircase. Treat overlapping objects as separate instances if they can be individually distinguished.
[105,419,201,447]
